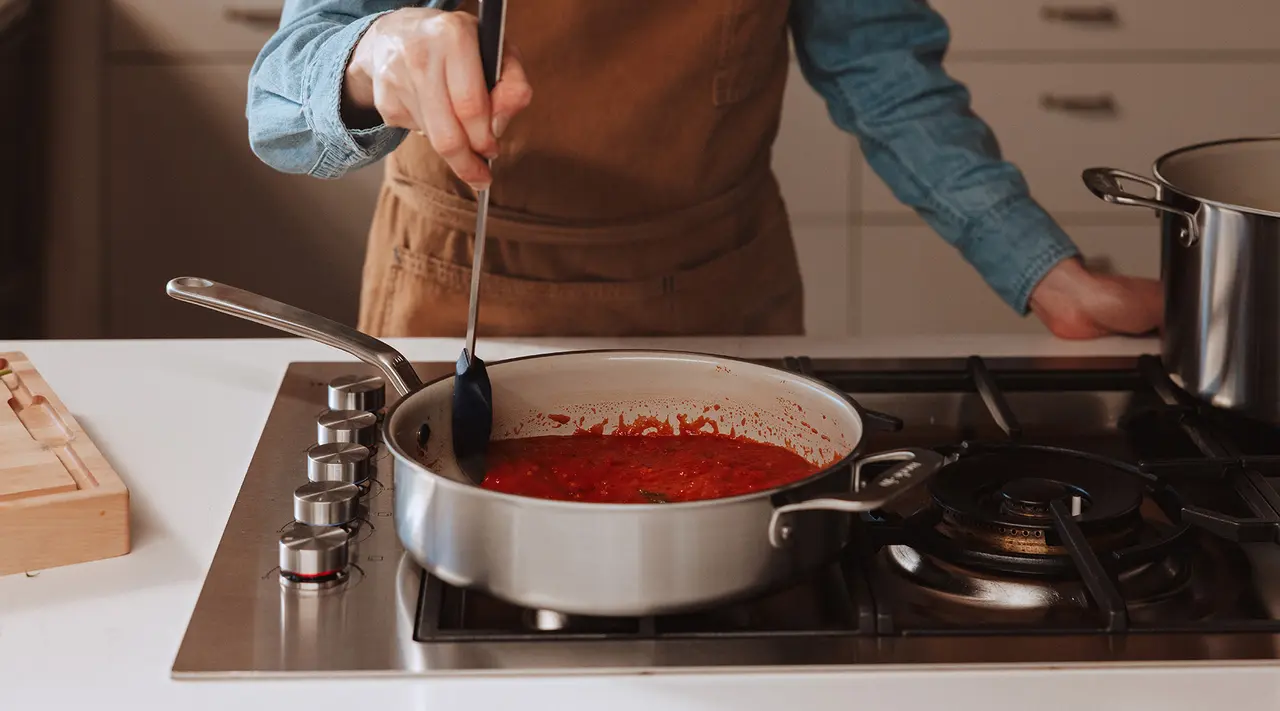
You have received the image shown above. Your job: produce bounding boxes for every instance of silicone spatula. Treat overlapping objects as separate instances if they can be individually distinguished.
[452,0,507,485]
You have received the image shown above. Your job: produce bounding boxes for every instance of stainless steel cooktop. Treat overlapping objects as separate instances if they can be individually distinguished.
[171,354,1280,679]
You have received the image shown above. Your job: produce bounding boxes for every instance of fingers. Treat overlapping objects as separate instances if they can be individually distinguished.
[490,44,533,138]
[352,8,531,188]
[369,60,420,132]
[442,21,500,160]
[414,49,492,187]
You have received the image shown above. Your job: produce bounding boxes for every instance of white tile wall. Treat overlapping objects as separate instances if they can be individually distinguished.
[791,225,852,337]
[772,60,855,223]
[773,58,858,336]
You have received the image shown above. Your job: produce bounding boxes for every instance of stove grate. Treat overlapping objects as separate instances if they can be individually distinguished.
[413,354,1280,644]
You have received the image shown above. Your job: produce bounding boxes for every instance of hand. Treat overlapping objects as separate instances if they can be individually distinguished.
[1028,257,1163,339]
[343,7,533,187]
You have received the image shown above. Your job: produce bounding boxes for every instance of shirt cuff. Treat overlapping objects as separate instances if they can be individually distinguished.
[302,10,407,178]
[954,195,1081,315]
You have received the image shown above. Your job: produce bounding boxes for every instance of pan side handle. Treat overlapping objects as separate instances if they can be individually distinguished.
[1082,167,1200,246]
[165,277,424,396]
[767,448,950,548]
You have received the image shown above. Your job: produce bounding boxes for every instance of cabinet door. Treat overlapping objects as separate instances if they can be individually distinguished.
[859,63,1280,220]
[109,0,284,55]
[930,0,1280,52]
[855,225,1160,336]
[106,63,384,338]
[772,58,854,223]
[793,225,852,337]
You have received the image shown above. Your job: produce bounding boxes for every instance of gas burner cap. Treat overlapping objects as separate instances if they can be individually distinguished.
[998,477,1086,519]
[927,444,1146,559]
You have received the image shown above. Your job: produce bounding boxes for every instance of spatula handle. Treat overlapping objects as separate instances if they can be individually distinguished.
[478,0,506,91]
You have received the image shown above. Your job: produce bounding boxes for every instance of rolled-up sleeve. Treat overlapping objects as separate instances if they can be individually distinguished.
[246,0,434,179]
[788,0,1080,314]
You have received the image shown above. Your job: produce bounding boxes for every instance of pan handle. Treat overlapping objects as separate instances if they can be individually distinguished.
[165,277,424,396]
[767,447,950,548]
[1081,167,1201,246]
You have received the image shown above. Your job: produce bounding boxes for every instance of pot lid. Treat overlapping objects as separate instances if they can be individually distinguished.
[1155,136,1280,216]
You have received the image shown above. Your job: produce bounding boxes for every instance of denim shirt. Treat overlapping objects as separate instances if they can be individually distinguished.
[247,0,1079,314]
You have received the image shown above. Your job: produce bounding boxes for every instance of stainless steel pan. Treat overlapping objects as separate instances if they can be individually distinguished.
[1083,136,1280,424]
[165,276,948,616]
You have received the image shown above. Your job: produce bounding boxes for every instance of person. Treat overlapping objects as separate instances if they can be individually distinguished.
[245,0,1162,340]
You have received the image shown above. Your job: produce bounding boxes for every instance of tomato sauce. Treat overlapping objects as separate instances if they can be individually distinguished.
[480,430,822,504]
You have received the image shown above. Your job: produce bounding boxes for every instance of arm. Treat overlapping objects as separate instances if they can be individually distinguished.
[246,0,452,179]
[788,0,1080,315]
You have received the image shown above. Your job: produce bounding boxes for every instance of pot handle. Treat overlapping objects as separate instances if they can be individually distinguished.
[165,277,424,396]
[1081,167,1200,246]
[767,447,949,548]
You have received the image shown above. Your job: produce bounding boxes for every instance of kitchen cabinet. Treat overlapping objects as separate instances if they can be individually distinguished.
[105,63,383,338]
[40,0,1280,338]
[843,0,1280,336]
[859,62,1280,220]
[108,0,283,55]
[772,59,853,224]
[790,225,852,337]
[856,225,1161,336]
[773,58,856,337]
[0,0,40,339]
[928,0,1280,52]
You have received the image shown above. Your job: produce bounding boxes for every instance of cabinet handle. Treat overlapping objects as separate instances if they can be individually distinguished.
[223,6,283,28]
[1040,5,1118,24]
[1040,93,1117,114]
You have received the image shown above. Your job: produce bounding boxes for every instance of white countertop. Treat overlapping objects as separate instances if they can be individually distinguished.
[3,334,1280,711]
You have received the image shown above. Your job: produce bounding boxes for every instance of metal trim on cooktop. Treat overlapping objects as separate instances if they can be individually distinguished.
[171,357,1280,679]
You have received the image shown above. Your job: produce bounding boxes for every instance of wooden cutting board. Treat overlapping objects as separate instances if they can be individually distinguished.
[0,352,130,576]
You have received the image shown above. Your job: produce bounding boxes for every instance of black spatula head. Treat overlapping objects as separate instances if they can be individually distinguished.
[452,349,492,485]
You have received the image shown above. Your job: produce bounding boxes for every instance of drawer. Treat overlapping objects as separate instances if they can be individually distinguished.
[859,62,1280,218]
[855,224,1159,336]
[773,60,855,222]
[792,225,852,337]
[109,0,284,54]
[105,63,384,338]
[930,0,1280,52]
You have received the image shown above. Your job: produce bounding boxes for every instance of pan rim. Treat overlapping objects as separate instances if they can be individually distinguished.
[1152,135,1280,219]
[382,347,869,511]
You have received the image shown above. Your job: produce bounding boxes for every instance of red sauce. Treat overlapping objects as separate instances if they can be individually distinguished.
[480,431,822,504]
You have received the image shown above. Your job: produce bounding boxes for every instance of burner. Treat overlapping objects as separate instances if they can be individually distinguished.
[927,447,1146,562]
[877,443,1257,627]
[876,535,1247,627]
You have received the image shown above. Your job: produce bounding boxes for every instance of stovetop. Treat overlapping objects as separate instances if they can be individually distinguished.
[170,353,1280,678]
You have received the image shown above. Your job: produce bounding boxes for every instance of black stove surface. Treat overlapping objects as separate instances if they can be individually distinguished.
[412,354,1280,647]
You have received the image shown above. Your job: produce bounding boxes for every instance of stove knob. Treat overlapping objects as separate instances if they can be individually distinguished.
[293,481,361,526]
[317,409,377,447]
[279,524,349,581]
[307,442,372,484]
[328,374,385,413]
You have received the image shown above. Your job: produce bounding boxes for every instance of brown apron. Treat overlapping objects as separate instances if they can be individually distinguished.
[356,0,805,338]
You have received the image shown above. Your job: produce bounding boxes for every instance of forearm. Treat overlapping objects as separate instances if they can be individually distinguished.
[790,0,1080,313]
[246,0,432,178]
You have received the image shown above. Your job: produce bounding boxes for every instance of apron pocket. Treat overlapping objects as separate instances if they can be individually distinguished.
[384,245,680,337]
[391,246,671,303]
[382,211,802,337]
[713,0,792,106]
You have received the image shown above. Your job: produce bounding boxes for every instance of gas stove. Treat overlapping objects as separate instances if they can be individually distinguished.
[170,353,1280,678]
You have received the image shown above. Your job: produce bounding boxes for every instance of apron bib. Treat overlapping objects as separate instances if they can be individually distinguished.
[356,0,804,337]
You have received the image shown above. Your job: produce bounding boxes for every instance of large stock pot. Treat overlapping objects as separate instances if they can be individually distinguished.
[1083,136,1280,424]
